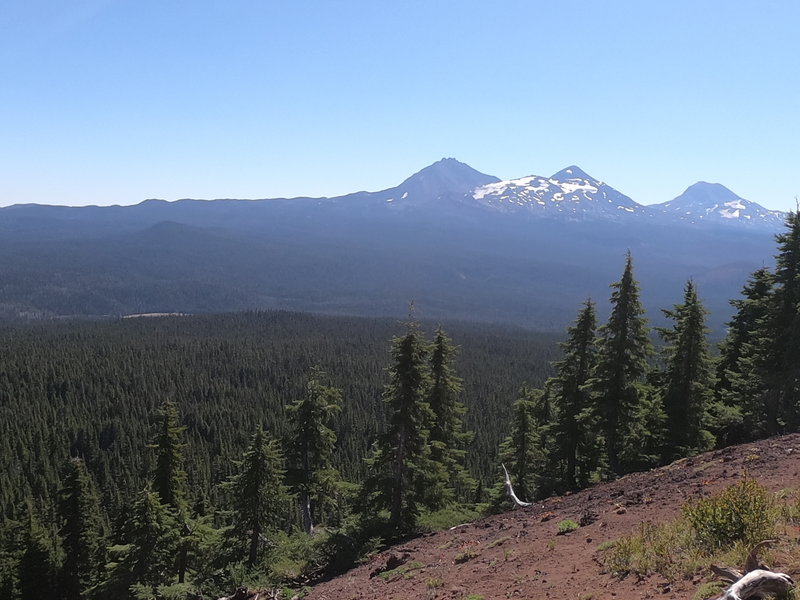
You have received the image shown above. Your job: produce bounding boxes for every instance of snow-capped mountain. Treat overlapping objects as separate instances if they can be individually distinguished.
[469,165,645,219]
[650,182,786,228]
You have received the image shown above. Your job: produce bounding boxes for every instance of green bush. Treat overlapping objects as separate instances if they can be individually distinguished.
[682,477,774,551]
[557,519,579,535]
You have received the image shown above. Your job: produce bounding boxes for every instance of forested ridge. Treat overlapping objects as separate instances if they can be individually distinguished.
[1,213,799,600]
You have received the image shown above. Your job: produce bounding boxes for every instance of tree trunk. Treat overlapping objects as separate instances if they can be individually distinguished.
[248,522,260,566]
[391,425,406,527]
[300,492,314,536]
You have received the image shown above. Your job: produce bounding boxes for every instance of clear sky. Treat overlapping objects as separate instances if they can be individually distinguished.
[1,1,798,210]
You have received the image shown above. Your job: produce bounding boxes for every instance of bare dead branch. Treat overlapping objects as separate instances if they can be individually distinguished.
[501,463,531,508]
[744,539,776,573]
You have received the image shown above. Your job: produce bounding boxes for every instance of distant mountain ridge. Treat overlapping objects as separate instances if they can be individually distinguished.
[0,158,785,230]
[0,158,789,329]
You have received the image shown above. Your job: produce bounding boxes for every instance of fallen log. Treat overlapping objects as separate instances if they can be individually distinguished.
[719,569,794,600]
[709,540,794,600]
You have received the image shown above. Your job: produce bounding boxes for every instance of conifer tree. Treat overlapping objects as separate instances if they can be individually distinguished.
[362,320,435,531]
[99,489,181,598]
[718,214,800,438]
[496,387,551,505]
[58,457,104,600]
[223,426,288,566]
[588,253,653,476]
[0,518,23,600]
[427,327,474,504]
[547,300,597,490]
[17,514,57,599]
[715,268,773,400]
[658,281,714,460]
[764,211,800,432]
[714,267,773,441]
[151,399,187,511]
[287,367,342,535]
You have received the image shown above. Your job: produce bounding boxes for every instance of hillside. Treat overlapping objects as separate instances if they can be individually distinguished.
[307,434,800,600]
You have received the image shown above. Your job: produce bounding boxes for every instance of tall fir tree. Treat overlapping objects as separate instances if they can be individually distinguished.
[658,280,715,460]
[151,399,187,511]
[361,320,437,531]
[715,268,773,400]
[98,489,181,599]
[17,513,57,600]
[588,252,653,476]
[765,211,800,433]
[714,267,774,441]
[287,367,342,535]
[495,387,551,506]
[427,327,474,505]
[223,426,288,566]
[58,458,104,600]
[547,300,597,490]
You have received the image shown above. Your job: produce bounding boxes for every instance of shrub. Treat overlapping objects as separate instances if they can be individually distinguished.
[557,519,580,535]
[682,477,774,552]
[454,549,480,564]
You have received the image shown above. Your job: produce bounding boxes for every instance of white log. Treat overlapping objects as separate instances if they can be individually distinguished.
[720,569,794,600]
[501,463,531,507]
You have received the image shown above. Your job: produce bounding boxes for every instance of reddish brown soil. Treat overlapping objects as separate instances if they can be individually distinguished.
[307,434,800,600]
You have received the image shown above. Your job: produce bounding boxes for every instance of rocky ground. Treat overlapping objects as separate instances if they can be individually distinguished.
[306,434,800,600]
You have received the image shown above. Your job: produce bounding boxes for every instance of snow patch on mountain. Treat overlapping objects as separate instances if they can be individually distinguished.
[469,165,643,219]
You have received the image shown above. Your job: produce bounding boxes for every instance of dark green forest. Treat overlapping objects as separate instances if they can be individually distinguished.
[1,213,799,599]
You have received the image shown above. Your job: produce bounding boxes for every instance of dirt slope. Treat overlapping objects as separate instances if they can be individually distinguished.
[307,434,800,600]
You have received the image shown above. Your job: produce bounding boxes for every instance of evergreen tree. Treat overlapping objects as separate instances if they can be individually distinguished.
[361,320,436,531]
[715,268,773,400]
[588,253,653,476]
[17,514,57,599]
[58,457,104,600]
[151,400,187,511]
[223,426,288,566]
[714,268,774,442]
[0,518,22,600]
[99,489,181,598]
[718,215,800,438]
[659,281,715,460]
[764,211,800,432]
[547,300,597,490]
[427,327,474,504]
[287,367,342,535]
[495,387,551,505]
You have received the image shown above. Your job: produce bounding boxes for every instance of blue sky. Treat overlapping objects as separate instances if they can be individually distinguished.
[1,1,798,209]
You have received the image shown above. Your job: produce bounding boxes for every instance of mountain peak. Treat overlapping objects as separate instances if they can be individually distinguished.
[651,181,785,229]
[396,158,499,198]
[681,181,741,202]
[550,165,597,182]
